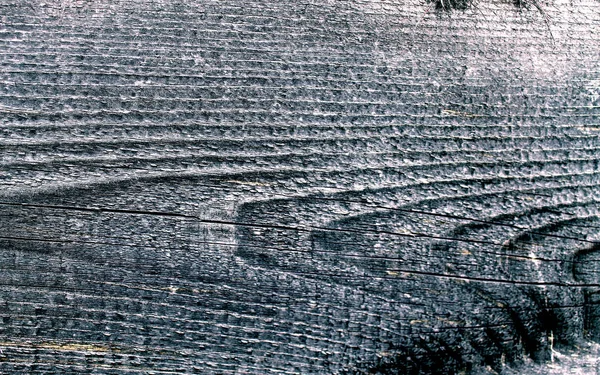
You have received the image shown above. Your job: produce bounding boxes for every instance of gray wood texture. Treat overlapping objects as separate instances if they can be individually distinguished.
[1,0,600,373]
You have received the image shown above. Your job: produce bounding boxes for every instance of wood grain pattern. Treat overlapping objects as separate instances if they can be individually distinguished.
[1,0,600,373]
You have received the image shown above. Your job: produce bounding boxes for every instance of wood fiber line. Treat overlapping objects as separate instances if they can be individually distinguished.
[1,0,600,374]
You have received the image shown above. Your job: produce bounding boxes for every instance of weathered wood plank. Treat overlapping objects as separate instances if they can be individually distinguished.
[1,0,600,373]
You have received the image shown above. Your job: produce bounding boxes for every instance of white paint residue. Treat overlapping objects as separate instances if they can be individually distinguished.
[585,79,600,105]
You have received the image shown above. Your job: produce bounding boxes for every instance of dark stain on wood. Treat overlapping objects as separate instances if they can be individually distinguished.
[1,0,600,373]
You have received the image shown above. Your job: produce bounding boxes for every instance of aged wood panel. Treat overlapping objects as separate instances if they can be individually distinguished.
[1,0,600,373]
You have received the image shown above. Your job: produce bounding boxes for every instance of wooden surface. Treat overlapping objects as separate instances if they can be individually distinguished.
[1,0,600,373]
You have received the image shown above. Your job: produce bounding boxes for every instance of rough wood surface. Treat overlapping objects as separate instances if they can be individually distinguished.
[1,0,600,373]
